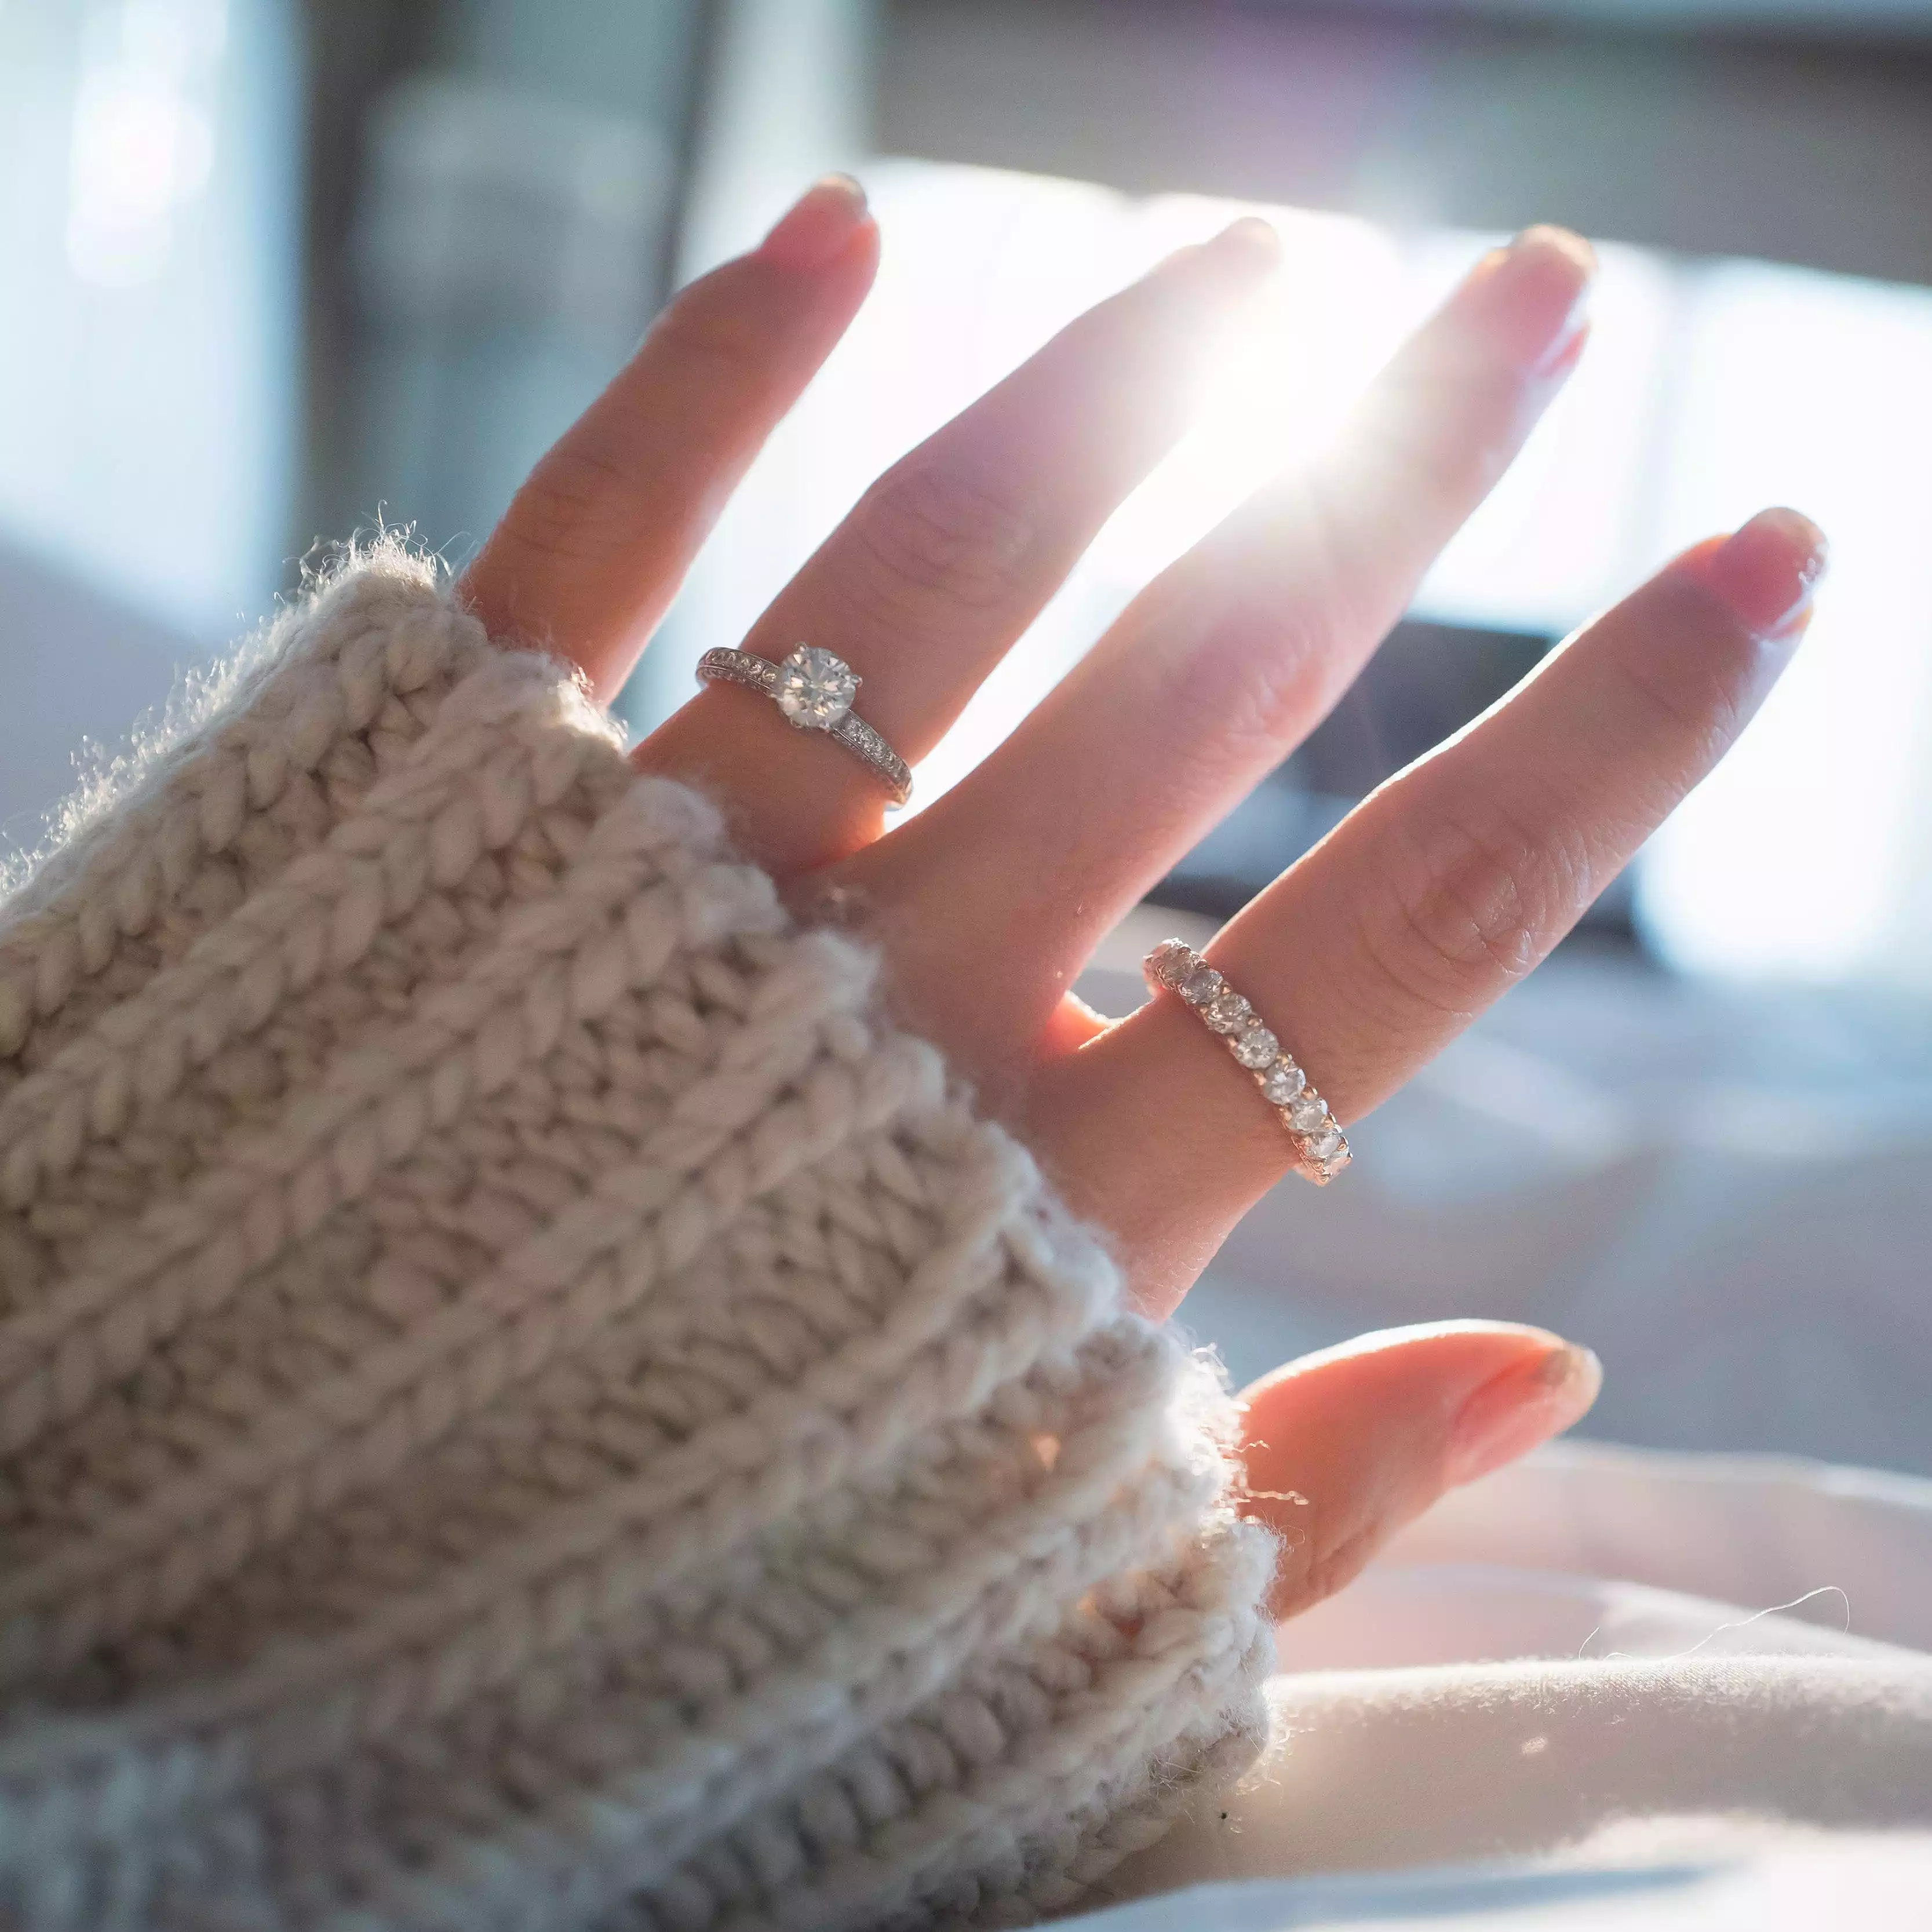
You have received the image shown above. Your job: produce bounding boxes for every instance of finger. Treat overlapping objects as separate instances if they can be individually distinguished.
[1041,506,1827,1308]
[635,218,1284,869]
[860,227,1594,1057]
[1238,1322,1602,1621]
[459,176,880,702]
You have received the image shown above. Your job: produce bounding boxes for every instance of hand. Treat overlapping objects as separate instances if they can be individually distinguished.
[460,176,1821,1618]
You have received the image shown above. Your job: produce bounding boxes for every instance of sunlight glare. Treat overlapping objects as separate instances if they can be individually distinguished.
[672,158,1932,989]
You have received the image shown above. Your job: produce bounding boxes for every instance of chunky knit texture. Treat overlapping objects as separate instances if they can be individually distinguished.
[0,550,1274,1931]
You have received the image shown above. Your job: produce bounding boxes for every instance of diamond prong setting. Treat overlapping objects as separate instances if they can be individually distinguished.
[773,646,860,731]
[695,645,913,804]
[1143,938,1350,1184]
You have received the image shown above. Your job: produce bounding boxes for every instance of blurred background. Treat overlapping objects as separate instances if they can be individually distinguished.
[5,0,1932,1473]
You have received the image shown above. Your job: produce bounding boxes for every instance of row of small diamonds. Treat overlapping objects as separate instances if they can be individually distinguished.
[697,647,780,693]
[1143,939,1350,1182]
[833,714,914,803]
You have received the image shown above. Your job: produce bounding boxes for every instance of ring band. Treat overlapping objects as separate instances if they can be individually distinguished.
[697,645,913,806]
[1143,939,1351,1184]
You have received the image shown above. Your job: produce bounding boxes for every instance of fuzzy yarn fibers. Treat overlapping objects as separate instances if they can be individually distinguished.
[0,551,1274,1931]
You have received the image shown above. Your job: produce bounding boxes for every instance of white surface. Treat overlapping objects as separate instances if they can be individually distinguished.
[1376,1440,1932,1654]
[1065,1842,1932,1932]
[1066,1438,1932,1930]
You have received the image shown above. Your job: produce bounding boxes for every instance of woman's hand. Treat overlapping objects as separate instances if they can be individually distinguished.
[460,176,1821,1618]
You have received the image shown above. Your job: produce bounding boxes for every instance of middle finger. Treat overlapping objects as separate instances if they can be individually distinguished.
[636,219,1283,869]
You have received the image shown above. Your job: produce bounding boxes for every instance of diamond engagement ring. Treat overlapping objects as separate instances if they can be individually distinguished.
[697,644,913,805]
[1143,939,1351,1184]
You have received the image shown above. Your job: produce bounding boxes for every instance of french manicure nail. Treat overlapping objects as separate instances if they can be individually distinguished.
[759,174,870,271]
[1698,506,1831,639]
[1443,1342,1603,1489]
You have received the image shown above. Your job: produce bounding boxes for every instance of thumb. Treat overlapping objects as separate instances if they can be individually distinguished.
[1238,1319,1601,1621]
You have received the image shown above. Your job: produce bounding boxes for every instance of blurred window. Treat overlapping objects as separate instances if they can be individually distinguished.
[0,0,300,640]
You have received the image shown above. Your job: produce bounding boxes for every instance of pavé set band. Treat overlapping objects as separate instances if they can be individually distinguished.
[697,644,913,806]
[1143,939,1351,1184]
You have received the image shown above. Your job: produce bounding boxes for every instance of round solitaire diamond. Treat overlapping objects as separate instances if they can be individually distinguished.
[1205,991,1253,1034]
[1231,1026,1278,1069]
[1147,941,1192,989]
[1259,1060,1305,1104]
[1180,967,1223,1006]
[1287,1092,1329,1133]
[1306,1122,1344,1160]
[774,646,859,730]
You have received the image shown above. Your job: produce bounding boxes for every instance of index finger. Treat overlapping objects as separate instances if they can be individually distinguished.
[460,176,880,701]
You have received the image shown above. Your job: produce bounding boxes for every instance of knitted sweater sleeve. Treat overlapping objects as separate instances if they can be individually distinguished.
[0,550,1274,1932]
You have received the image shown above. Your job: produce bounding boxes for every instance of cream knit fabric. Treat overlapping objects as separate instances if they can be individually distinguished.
[0,550,1274,1931]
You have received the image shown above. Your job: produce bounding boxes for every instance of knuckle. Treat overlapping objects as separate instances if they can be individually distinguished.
[1363,799,1581,1016]
[1273,1519,1381,1620]
[648,279,778,389]
[1609,594,1762,763]
[1151,487,1396,767]
[1352,359,1521,517]
[498,443,639,560]
[845,461,1038,614]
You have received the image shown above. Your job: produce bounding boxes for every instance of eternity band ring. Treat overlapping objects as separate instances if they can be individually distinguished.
[1144,939,1352,1184]
[697,645,913,806]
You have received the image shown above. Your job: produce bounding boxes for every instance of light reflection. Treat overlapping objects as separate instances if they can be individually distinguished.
[67,0,227,286]
[0,0,293,638]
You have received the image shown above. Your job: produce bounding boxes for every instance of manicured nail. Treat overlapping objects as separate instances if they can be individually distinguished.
[1510,224,1596,278]
[760,174,870,271]
[1696,506,1831,640]
[1443,1341,1602,1489]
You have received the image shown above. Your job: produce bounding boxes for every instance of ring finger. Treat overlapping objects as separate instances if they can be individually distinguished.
[1036,507,1827,1312]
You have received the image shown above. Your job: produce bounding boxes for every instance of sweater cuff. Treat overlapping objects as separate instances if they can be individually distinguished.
[0,546,1274,1931]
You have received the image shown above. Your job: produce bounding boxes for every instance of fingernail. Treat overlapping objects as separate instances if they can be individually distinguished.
[1455,224,1596,376]
[1510,224,1597,277]
[1444,1341,1602,1489]
[1695,506,1831,639]
[760,174,870,271]
[1204,214,1283,274]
